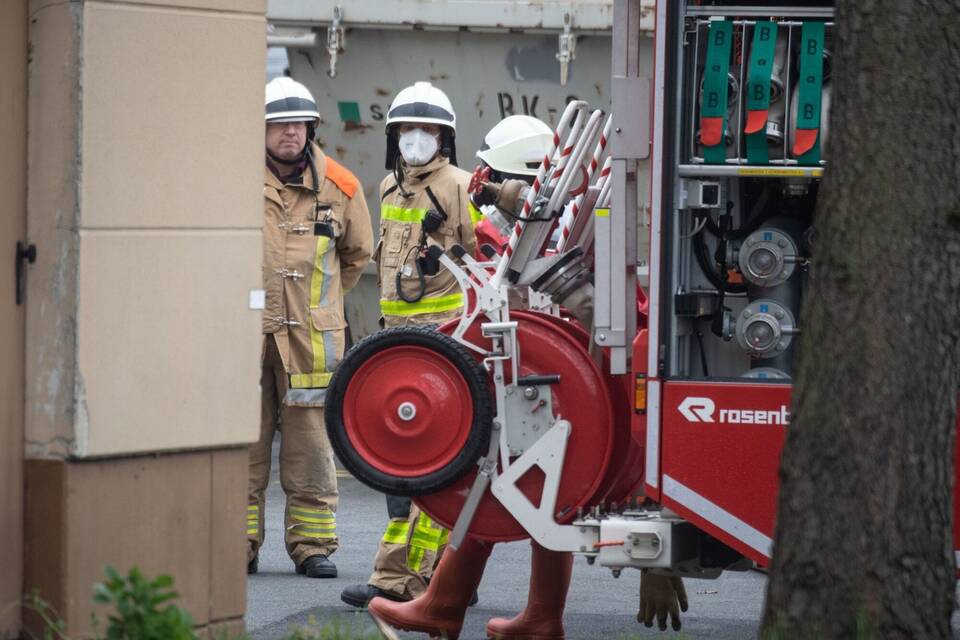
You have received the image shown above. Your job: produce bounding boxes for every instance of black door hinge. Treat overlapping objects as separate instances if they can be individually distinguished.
[16,241,36,305]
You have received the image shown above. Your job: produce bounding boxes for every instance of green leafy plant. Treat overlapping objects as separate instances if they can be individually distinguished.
[92,566,197,640]
[24,567,378,640]
[19,590,69,640]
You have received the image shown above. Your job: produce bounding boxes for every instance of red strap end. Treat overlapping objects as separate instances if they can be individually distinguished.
[744,110,769,135]
[793,129,818,156]
[700,117,724,147]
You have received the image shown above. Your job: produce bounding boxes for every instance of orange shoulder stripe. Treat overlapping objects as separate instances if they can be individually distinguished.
[324,157,360,199]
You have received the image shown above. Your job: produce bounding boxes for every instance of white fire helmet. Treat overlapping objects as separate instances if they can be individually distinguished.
[264,77,320,124]
[385,81,457,132]
[385,81,458,168]
[476,115,554,177]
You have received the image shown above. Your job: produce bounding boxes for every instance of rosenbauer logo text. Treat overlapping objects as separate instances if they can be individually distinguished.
[677,397,790,425]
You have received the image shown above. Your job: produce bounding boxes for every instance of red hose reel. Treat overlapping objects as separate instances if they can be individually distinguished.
[326,311,643,541]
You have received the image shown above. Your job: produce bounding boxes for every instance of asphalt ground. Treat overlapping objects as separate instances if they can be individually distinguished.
[246,438,766,639]
[246,438,960,639]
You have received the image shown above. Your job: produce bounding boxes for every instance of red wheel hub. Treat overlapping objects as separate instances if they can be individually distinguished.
[416,311,614,541]
[343,345,472,477]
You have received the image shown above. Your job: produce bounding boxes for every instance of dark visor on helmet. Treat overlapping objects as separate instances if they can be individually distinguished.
[388,101,454,123]
[266,96,317,114]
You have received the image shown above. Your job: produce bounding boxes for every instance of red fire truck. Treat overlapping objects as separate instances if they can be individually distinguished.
[325,0,960,580]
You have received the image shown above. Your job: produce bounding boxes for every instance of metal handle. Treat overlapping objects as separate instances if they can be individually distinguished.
[517,374,561,386]
[15,241,36,306]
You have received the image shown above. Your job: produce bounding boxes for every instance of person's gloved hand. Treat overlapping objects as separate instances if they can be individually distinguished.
[472,181,501,207]
[494,179,528,213]
[638,571,688,631]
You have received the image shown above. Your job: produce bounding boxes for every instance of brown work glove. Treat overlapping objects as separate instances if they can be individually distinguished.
[494,179,529,214]
[638,571,688,631]
[473,178,528,214]
[472,181,501,207]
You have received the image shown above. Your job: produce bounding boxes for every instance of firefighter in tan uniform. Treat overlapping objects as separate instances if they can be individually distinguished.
[248,77,373,578]
[340,82,481,608]
[366,115,691,639]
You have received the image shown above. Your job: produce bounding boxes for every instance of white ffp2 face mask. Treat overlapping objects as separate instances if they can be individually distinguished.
[398,128,440,166]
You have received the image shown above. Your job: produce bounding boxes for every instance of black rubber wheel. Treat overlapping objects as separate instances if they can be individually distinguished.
[325,326,493,496]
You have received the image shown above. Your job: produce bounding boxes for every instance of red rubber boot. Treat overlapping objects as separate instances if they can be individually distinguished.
[485,542,573,640]
[368,536,492,640]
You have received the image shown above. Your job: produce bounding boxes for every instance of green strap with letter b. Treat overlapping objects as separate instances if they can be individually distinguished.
[794,22,825,165]
[700,20,733,164]
[745,21,778,164]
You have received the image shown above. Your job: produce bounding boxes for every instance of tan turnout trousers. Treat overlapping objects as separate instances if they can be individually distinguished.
[369,303,457,595]
[248,335,340,566]
[368,497,449,598]
[249,145,373,567]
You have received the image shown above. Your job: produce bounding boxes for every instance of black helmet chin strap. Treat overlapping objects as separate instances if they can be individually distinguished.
[392,154,414,198]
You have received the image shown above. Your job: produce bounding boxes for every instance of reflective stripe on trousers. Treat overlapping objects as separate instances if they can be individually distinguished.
[288,505,336,539]
[378,512,447,571]
[406,513,446,572]
[247,504,259,536]
[381,519,410,545]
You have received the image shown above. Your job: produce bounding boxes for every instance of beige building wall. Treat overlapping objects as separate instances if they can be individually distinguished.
[27,0,264,458]
[22,0,266,636]
[25,450,248,638]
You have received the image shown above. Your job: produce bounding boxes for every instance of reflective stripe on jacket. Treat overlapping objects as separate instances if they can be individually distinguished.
[375,156,478,327]
[263,143,373,403]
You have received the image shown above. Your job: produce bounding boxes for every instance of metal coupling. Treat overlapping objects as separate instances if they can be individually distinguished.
[556,12,577,86]
[278,221,311,234]
[276,268,305,280]
[326,5,345,78]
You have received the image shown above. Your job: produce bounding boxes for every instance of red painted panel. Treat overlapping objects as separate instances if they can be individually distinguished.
[656,381,960,567]
[660,381,788,562]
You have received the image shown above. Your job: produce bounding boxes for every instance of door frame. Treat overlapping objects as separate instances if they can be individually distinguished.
[0,1,28,637]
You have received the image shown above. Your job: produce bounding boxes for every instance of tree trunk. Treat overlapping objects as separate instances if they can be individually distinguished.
[761,1,960,638]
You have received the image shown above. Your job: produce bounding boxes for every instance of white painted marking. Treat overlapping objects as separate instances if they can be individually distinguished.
[662,474,773,558]
[645,380,661,488]
[678,396,716,422]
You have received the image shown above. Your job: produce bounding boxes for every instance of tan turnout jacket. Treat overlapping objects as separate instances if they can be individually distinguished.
[375,156,480,327]
[263,143,373,404]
